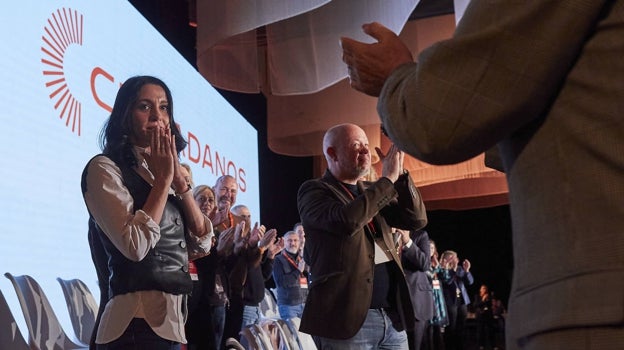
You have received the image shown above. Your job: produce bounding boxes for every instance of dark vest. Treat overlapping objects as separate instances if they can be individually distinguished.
[274,252,308,306]
[82,155,192,301]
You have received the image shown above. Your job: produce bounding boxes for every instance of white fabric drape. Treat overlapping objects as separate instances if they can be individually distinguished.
[266,15,456,157]
[197,0,419,95]
[196,0,508,210]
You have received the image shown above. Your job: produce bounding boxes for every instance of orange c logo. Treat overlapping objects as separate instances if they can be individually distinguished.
[41,8,84,136]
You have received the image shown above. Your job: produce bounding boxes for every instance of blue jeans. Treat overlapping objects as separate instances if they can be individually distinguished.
[242,304,262,327]
[211,304,226,348]
[278,303,305,319]
[315,308,408,350]
[96,318,181,350]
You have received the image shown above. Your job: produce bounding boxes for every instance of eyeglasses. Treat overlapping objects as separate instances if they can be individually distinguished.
[196,195,214,204]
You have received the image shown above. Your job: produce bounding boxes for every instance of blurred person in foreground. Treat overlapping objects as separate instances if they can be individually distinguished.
[341,2,624,348]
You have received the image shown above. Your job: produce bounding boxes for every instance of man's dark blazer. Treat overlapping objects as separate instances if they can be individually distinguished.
[297,169,427,339]
[441,267,473,307]
[402,230,433,323]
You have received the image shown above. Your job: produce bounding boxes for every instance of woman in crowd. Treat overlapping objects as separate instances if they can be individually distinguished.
[82,75,213,349]
[473,284,497,350]
[186,185,231,349]
[426,239,448,350]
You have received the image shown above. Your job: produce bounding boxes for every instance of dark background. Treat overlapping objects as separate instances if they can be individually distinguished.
[128,0,514,305]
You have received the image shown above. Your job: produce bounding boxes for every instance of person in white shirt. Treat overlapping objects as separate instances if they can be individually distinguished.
[81,75,214,350]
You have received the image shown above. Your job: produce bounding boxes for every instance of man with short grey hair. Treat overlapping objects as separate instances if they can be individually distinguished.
[272,230,308,319]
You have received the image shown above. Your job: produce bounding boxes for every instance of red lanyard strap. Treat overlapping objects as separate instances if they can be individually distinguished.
[337,182,378,235]
[282,250,303,276]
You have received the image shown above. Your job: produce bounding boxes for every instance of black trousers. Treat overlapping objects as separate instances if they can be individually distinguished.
[408,319,428,350]
[445,303,467,350]
[96,318,180,350]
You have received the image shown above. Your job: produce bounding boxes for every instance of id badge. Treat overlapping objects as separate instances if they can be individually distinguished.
[189,260,199,281]
[432,279,441,290]
[300,276,308,289]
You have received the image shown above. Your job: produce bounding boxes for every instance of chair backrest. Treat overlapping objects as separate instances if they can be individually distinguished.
[56,278,98,346]
[275,318,301,350]
[260,318,298,350]
[239,325,264,350]
[251,324,274,350]
[4,273,87,350]
[0,289,30,350]
[224,336,246,350]
[286,317,317,350]
[259,288,278,319]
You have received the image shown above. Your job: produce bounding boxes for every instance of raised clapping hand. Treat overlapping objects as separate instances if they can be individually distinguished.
[297,253,306,272]
[169,144,189,195]
[143,126,175,189]
[340,22,414,96]
[249,223,267,247]
[258,228,277,250]
[431,254,439,268]
[376,144,404,183]
[216,226,236,256]
[462,259,471,272]
[267,236,284,259]
[233,221,247,255]
[397,229,411,246]
[209,206,231,228]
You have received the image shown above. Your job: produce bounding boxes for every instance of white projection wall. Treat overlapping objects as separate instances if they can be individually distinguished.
[0,1,259,339]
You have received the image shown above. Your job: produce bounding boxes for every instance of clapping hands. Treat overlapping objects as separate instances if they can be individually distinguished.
[341,22,414,97]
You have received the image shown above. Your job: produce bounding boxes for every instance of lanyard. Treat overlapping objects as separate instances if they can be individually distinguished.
[217,211,234,230]
[282,250,303,276]
[337,182,378,235]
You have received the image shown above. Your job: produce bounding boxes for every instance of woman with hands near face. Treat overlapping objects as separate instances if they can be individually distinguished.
[82,76,214,349]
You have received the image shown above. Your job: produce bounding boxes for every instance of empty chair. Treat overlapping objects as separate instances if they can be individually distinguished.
[56,278,98,346]
[259,318,297,350]
[275,318,302,350]
[0,289,30,350]
[260,288,279,319]
[224,336,246,350]
[239,325,266,350]
[251,323,275,350]
[4,273,87,350]
[285,317,317,350]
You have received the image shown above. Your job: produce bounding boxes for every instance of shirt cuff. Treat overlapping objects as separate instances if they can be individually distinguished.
[187,216,214,260]
[402,239,413,249]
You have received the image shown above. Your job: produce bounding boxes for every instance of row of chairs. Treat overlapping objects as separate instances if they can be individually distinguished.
[1,273,316,350]
[238,318,303,350]
[240,289,316,350]
[1,273,97,350]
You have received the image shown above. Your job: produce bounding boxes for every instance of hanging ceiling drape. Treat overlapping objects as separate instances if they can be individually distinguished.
[197,0,420,95]
[196,0,509,210]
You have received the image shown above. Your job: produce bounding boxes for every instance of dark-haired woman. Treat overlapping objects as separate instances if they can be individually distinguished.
[82,75,213,350]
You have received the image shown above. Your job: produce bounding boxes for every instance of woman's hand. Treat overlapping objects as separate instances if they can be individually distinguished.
[143,126,175,189]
